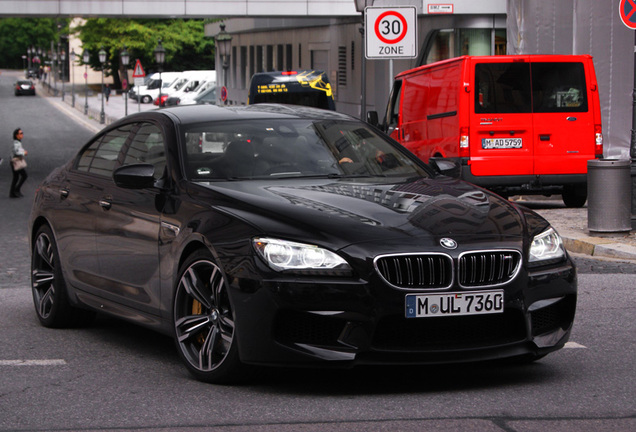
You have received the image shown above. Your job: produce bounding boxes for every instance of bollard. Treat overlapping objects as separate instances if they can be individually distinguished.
[588,159,632,232]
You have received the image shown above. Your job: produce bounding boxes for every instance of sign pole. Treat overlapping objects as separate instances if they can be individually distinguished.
[631,30,636,160]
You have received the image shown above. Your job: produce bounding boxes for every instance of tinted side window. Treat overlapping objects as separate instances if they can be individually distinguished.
[124,123,166,179]
[475,63,531,114]
[76,124,133,177]
[531,62,587,113]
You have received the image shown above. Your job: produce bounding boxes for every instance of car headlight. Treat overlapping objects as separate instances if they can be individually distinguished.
[253,238,352,276]
[529,227,566,264]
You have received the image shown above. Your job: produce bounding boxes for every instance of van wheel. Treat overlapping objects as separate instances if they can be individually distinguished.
[141,95,152,104]
[562,185,587,208]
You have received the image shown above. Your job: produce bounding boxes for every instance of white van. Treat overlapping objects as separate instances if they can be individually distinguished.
[166,72,216,105]
[131,71,183,104]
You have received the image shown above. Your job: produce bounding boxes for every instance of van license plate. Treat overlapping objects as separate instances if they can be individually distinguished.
[482,138,522,149]
[405,291,504,318]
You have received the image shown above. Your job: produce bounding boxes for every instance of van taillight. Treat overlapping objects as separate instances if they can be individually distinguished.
[459,127,469,157]
[594,124,603,157]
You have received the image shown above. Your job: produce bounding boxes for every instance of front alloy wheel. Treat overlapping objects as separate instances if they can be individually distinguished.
[173,250,243,383]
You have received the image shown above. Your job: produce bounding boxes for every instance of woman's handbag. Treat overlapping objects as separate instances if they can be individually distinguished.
[11,156,27,171]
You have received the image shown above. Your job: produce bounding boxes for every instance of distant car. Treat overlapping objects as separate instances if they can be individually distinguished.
[29,104,577,384]
[25,69,38,79]
[15,80,36,96]
[164,86,217,107]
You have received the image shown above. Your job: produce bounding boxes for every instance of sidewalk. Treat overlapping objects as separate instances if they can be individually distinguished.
[37,78,636,262]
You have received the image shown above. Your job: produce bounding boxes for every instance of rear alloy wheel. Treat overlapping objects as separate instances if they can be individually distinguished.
[141,95,152,104]
[31,225,95,328]
[173,250,244,383]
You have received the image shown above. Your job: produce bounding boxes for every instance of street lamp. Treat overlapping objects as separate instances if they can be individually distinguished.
[52,51,58,96]
[99,45,107,124]
[120,45,130,116]
[154,38,166,107]
[69,49,76,107]
[215,23,233,104]
[82,48,89,115]
[61,50,66,101]
[354,0,374,120]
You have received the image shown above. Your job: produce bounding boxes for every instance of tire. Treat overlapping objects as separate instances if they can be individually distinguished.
[31,225,95,328]
[173,249,245,383]
[141,95,152,104]
[562,185,587,208]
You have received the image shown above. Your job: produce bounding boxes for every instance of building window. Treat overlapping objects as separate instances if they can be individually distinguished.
[256,46,263,72]
[277,45,284,71]
[338,46,347,87]
[422,28,506,65]
[286,44,293,71]
[232,46,237,88]
[266,45,274,71]
[298,44,302,68]
[249,46,255,85]
[241,46,248,89]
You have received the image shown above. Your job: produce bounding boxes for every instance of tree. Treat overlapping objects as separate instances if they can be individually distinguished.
[0,18,66,69]
[73,18,216,89]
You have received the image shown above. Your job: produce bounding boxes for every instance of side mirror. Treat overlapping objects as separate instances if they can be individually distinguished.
[366,111,379,127]
[113,163,156,189]
[428,157,461,178]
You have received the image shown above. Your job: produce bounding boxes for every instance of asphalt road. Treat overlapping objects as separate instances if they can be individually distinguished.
[1,69,635,432]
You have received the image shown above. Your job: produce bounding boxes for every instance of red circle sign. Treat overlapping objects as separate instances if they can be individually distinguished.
[620,0,636,29]
[374,11,408,44]
[221,86,228,102]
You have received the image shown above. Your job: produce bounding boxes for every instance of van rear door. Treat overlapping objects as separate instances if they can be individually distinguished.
[530,57,595,175]
[469,57,534,177]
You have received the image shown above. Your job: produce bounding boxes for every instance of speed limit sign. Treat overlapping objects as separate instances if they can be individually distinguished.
[365,6,417,59]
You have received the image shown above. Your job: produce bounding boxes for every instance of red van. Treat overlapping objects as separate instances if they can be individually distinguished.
[375,55,603,207]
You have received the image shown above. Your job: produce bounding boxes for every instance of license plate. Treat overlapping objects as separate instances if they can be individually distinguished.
[482,138,522,149]
[405,290,504,318]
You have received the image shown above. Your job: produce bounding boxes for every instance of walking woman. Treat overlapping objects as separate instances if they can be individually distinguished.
[9,128,28,198]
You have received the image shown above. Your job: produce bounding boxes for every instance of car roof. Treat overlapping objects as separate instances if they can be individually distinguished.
[110,103,354,127]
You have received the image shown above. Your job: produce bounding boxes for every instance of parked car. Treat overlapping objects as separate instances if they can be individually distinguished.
[29,104,576,383]
[369,55,603,207]
[15,80,36,96]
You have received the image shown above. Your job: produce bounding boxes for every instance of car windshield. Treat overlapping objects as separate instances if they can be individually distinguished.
[182,118,429,180]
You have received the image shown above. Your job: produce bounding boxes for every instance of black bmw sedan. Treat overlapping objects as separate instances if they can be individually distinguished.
[29,104,576,383]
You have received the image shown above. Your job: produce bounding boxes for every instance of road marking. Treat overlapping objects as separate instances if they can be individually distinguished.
[564,342,587,348]
[0,359,67,366]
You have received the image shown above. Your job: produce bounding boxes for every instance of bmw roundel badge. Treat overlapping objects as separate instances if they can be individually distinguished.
[440,238,457,249]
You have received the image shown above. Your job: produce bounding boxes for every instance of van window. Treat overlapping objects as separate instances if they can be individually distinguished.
[531,62,588,113]
[475,63,531,113]
[475,62,587,114]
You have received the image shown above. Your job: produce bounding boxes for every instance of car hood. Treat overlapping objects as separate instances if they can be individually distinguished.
[193,176,538,250]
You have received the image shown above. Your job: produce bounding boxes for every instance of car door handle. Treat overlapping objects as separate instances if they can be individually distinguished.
[539,135,551,141]
[99,199,112,210]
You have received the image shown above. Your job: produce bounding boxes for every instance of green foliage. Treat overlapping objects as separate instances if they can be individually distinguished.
[0,18,65,69]
[74,18,216,87]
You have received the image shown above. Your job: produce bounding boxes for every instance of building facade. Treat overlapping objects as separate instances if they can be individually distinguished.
[209,0,633,159]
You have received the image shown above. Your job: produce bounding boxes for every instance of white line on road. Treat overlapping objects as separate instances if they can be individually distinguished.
[564,341,587,348]
[0,359,67,366]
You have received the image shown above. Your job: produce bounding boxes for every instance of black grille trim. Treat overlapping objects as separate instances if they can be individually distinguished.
[374,253,454,290]
[458,250,522,288]
[374,250,522,290]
